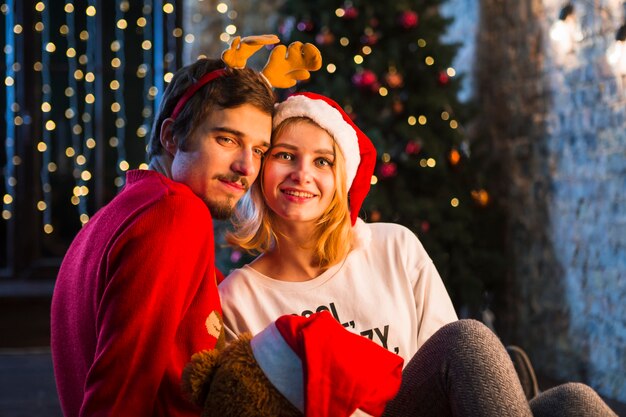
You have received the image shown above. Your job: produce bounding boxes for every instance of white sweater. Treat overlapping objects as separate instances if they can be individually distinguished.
[219,220,458,363]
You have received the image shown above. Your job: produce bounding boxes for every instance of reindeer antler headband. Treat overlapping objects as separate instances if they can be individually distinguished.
[170,34,322,120]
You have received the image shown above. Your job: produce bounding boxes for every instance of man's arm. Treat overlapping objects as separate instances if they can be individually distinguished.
[80,195,216,417]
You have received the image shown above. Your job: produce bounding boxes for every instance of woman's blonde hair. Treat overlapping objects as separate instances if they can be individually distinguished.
[226,117,353,268]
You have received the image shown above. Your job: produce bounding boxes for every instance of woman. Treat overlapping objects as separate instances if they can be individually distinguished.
[219,92,616,416]
[220,92,457,362]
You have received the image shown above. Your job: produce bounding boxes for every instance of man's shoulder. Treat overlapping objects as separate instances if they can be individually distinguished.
[118,170,207,213]
[85,171,210,235]
[125,170,194,198]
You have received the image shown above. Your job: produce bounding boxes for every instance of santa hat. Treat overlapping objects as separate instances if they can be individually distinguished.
[250,311,403,417]
[273,92,377,226]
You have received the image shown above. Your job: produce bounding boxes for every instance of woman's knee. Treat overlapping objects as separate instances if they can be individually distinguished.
[434,320,502,351]
[544,382,606,403]
[421,319,509,368]
[531,382,617,417]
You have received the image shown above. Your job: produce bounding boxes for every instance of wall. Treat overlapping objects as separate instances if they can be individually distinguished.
[475,0,626,402]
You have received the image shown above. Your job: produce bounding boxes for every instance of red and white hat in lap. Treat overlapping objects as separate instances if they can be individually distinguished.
[273,92,377,226]
[251,311,403,417]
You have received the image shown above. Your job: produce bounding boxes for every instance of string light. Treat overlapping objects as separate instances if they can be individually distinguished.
[112,0,128,189]
[40,0,54,233]
[164,1,179,80]
[138,0,154,158]
[4,0,242,234]
[3,0,17,221]
[153,0,164,109]
[65,0,90,222]
[81,0,97,215]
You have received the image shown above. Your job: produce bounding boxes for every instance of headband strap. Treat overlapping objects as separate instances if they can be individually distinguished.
[170,68,227,120]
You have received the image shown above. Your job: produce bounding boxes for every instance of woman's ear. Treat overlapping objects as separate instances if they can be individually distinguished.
[160,118,178,157]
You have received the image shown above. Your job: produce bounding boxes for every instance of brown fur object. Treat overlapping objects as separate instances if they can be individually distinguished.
[182,333,302,417]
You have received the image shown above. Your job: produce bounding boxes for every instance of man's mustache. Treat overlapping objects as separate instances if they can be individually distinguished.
[215,174,249,191]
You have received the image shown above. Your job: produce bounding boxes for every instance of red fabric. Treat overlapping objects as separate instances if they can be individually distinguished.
[51,170,221,417]
[289,92,377,226]
[275,311,403,417]
[216,268,226,285]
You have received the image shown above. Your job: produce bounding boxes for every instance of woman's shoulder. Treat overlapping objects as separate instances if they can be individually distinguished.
[362,220,419,241]
[357,220,427,254]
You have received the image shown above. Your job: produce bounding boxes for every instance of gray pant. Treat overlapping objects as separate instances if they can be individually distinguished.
[383,320,617,417]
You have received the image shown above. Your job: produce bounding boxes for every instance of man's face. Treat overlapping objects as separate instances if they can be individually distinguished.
[170,104,272,219]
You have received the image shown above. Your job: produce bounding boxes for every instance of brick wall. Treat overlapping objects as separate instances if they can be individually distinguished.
[475,0,626,402]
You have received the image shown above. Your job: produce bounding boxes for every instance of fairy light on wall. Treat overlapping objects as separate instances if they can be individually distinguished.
[164,2,177,83]
[112,0,128,189]
[3,0,185,238]
[137,0,153,166]
[79,0,97,218]
[3,1,17,222]
[152,0,164,108]
[215,2,239,44]
[40,0,54,234]
[64,0,90,223]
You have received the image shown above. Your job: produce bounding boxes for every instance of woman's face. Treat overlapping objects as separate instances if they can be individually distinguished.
[263,120,337,226]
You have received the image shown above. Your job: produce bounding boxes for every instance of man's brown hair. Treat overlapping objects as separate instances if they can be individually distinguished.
[147,58,275,159]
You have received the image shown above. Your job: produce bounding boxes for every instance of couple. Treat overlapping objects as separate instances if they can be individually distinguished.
[51,50,616,416]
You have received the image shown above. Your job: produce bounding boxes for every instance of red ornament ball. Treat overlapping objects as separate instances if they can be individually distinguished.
[438,71,450,85]
[343,6,359,19]
[399,10,419,29]
[296,20,315,32]
[385,70,404,88]
[405,140,422,155]
[360,33,379,46]
[392,100,404,114]
[230,250,242,263]
[315,28,335,45]
[352,69,378,89]
[378,161,398,179]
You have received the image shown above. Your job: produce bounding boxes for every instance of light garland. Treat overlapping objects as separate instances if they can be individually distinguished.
[216,2,237,46]
[138,0,153,164]
[65,0,90,224]
[165,1,177,81]
[2,1,245,235]
[112,0,128,190]
[3,0,16,222]
[152,0,164,109]
[40,0,54,234]
[81,0,97,217]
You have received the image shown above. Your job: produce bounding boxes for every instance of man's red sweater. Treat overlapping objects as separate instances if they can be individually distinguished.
[51,170,222,417]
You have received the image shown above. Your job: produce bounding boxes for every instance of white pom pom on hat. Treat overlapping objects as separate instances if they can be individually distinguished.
[273,92,377,226]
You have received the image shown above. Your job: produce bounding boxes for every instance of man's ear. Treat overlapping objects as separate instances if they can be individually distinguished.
[160,118,178,157]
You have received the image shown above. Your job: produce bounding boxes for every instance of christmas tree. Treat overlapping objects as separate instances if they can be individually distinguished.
[267,0,506,314]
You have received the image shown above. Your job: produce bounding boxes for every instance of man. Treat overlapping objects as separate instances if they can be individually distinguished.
[50,58,274,417]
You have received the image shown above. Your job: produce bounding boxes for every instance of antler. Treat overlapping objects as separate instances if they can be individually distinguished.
[221,34,280,69]
[262,41,322,88]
